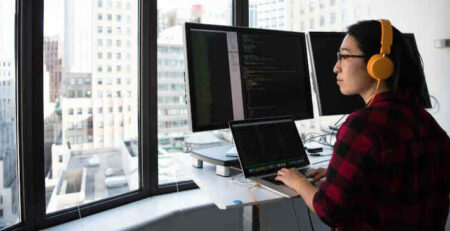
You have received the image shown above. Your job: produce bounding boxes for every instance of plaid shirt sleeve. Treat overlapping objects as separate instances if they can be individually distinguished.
[313,111,378,227]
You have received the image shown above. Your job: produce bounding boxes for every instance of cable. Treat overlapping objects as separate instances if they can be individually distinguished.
[230,173,254,187]
[333,114,346,126]
[248,184,271,231]
[290,198,301,231]
[303,133,333,143]
[307,205,315,231]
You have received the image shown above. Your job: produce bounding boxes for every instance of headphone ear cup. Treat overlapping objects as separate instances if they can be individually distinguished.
[367,54,394,80]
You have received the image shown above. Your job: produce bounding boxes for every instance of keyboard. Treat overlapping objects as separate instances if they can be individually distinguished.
[299,167,313,176]
[262,175,283,185]
[262,167,313,185]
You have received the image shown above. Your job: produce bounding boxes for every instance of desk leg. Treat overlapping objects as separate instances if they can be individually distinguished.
[192,158,203,168]
[242,205,259,231]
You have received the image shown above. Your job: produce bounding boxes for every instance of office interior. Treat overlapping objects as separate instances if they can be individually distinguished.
[0,0,449,230]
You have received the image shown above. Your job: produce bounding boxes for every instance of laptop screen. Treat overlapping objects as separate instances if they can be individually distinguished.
[229,116,309,177]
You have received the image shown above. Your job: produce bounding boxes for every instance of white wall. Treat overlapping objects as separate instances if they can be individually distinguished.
[368,0,450,133]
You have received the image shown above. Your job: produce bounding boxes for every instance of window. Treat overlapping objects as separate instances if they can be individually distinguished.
[330,12,336,24]
[156,0,231,185]
[310,18,315,29]
[0,1,19,228]
[68,108,74,115]
[77,108,82,115]
[342,9,349,22]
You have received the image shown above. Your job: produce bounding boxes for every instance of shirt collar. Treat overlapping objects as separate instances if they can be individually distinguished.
[368,91,416,107]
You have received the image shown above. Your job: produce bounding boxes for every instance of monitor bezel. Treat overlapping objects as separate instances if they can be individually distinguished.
[184,22,313,132]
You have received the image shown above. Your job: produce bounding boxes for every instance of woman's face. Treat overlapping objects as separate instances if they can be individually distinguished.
[333,35,375,98]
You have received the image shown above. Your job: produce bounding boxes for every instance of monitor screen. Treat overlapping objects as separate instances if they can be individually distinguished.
[229,116,309,177]
[185,23,313,132]
[308,32,365,116]
[308,32,432,116]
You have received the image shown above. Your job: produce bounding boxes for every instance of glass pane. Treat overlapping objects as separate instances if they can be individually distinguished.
[157,1,232,185]
[249,0,373,31]
[0,0,20,229]
[44,0,139,214]
[248,0,372,130]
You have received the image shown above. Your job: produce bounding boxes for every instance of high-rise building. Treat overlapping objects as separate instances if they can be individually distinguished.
[253,0,287,29]
[0,0,19,227]
[285,0,372,32]
[61,0,138,149]
[60,72,93,149]
[157,26,189,136]
[44,37,63,103]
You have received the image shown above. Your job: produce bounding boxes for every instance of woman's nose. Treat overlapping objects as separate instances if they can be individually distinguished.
[333,60,340,74]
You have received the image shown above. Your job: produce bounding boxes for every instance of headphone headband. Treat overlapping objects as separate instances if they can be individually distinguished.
[379,19,393,55]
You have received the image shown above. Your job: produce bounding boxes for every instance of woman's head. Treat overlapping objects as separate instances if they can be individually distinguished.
[333,20,428,106]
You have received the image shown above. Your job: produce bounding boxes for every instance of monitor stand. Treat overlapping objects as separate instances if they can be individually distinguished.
[190,143,240,177]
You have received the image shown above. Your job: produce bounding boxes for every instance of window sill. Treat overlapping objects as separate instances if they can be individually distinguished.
[41,189,213,231]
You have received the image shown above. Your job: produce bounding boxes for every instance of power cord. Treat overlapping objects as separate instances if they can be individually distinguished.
[248,184,271,231]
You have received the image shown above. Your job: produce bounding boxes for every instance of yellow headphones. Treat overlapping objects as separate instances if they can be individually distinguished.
[366,19,394,106]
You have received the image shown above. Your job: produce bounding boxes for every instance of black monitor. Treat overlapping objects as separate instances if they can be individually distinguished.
[307,32,365,116]
[308,32,431,117]
[184,23,313,132]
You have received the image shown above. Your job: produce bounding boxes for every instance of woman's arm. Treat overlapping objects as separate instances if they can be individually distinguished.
[275,168,319,213]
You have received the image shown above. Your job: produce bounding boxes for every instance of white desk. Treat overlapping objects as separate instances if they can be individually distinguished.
[176,143,332,230]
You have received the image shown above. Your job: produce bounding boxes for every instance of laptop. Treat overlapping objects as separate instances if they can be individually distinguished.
[229,116,314,198]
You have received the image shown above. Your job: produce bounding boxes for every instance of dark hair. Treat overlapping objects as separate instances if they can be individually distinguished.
[347,20,428,107]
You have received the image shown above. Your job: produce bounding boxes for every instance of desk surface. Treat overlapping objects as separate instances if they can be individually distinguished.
[176,145,332,210]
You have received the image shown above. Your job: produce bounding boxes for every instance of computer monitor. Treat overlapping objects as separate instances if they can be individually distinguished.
[307,32,365,116]
[307,32,431,117]
[184,23,313,132]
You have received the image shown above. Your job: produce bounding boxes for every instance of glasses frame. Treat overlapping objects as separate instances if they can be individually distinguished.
[336,51,365,62]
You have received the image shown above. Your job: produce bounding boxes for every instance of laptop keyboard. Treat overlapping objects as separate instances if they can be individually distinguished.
[299,167,313,176]
[262,167,313,185]
[262,175,283,185]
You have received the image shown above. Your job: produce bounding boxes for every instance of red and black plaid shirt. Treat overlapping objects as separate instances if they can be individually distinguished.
[313,91,450,231]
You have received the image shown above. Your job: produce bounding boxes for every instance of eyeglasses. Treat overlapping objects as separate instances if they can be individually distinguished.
[336,51,365,62]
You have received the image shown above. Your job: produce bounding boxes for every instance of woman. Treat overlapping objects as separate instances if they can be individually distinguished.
[275,20,449,230]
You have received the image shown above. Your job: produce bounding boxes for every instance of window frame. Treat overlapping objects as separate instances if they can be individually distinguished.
[8,0,247,230]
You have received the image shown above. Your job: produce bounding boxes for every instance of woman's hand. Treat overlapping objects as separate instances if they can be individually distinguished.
[308,168,327,184]
[275,168,306,190]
